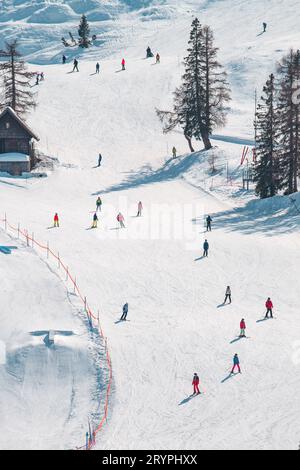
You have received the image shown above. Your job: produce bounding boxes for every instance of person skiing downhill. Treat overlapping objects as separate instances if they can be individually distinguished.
[206,215,212,232]
[96,197,102,212]
[192,373,201,395]
[117,212,125,228]
[53,213,59,228]
[96,62,100,74]
[121,302,129,321]
[121,58,126,71]
[146,46,153,58]
[172,146,177,159]
[137,201,143,217]
[73,58,79,72]
[263,22,267,32]
[240,319,246,338]
[203,239,209,257]
[98,153,102,167]
[92,213,98,228]
[265,298,274,318]
[231,354,241,374]
[224,286,232,304]
[156,53,160,64]
[62,55,66,64]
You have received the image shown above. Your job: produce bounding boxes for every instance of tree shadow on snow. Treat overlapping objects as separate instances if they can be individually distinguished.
[92,152,205,196]
[211,196,300,236]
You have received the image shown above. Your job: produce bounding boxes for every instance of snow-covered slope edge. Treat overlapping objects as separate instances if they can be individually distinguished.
[0,226,110,450]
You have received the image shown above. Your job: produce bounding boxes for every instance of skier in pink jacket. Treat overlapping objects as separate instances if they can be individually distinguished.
[137,201,143,217]
[117,212,125,228]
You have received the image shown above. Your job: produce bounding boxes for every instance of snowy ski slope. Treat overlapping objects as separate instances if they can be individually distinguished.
[0,0,300,450]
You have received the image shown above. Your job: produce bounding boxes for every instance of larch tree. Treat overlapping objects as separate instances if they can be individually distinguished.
[157,19,231,152]
[0,40,36,118]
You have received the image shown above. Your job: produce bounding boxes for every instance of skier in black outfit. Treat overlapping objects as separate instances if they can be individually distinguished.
[224,286,232,304]
[263,22,267,32]
[62,55,66,64]
[146,46,153,58]
[203,240,209,257]
[121,303,129,321]
[73,59,79,72]
[98,154,102,167]
[206,215,212,232]
[96,62,100,74]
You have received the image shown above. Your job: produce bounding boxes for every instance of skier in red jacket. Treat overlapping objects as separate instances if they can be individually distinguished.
[265,298,273,319]
[240,319,246,337]
[54,213,59,228]
[121,58,126,70]
[192,373,200,395]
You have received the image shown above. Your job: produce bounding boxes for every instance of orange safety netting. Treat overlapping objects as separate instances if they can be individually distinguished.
[1,215,112,450]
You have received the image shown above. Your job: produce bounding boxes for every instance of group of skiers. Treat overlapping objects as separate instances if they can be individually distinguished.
[63,45,161,77]
[191,290,275,394]
[146,46,160,64]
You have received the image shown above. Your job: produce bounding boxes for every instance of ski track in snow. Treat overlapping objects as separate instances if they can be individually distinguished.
[0,0,300,450]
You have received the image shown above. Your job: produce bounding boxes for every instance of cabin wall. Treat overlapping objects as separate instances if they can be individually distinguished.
[0,161,30,176]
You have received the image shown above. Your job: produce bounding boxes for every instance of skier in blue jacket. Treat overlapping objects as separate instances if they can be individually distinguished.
[231,354,241,374]
[203,239,209,257]
[121,303,129,321]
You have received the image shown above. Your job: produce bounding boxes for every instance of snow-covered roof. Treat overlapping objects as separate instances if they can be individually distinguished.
[0,107,39,141]
[0,152,30,163]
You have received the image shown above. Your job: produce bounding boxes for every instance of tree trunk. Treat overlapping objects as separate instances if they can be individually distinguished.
[185,134,195,152]
[201,130,212,150]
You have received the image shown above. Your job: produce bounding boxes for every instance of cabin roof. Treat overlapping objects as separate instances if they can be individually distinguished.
[0,152,30,162]
[0,107,40,141]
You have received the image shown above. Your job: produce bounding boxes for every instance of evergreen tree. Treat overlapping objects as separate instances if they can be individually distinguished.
[156,84,195,152]
[157,19,230,152]
[277,49,300,194]
[78,15,91,49]
[201,26,231,137]
[0,40,36,118]
[253,74,280,198]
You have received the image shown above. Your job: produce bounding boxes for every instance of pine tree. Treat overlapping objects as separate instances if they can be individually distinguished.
[253,74,280,198]
[78,15,91,49]
[157,19,230,152]
[201,26,231,137]
[156,85,195,153]
[0,40,36,118]
[277,50,300,194]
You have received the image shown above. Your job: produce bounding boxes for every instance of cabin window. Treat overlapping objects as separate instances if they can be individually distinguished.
[5,122,10,129]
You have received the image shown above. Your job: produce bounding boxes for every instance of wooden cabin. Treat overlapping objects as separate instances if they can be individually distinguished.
[0,107,39,176]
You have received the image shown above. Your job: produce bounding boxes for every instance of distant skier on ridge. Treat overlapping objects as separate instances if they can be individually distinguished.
[73,58,79,72]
